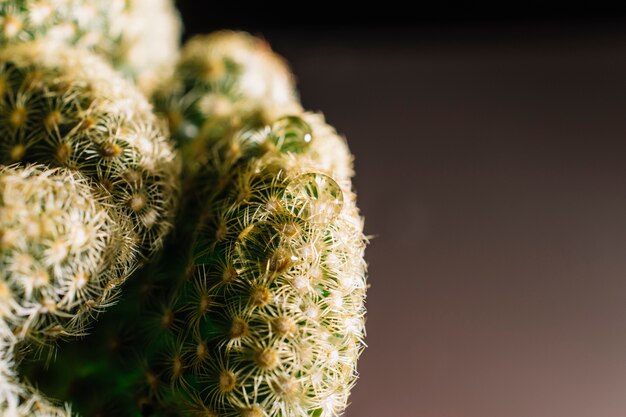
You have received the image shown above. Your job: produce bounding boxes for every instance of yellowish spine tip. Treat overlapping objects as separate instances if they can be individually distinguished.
[222,266,238,284]
[55,142,72,164]
[240,405,264,417]
[44,110,62,130]
[100,142,123,158]
[250,286,271,307]
[3,15,22,37]
[272,316,296,336]
[9,144,26,161]
[128,193,147,212]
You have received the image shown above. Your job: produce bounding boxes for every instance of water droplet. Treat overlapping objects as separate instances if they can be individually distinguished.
[267,115,313,153]
[234,221,282,274]
[283,173,343,224]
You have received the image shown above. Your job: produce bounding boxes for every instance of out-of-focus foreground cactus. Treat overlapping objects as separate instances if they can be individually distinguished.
[0,0,181,93]
[1,7,368,417]
[0,164,136,344]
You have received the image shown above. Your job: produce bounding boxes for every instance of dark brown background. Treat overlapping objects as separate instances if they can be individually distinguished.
[175,6,626,417]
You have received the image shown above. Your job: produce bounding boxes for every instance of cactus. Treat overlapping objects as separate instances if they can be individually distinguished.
[112,0,182,94]
[0,320,71,417]
[0,0,181,92]
[0,41,180,259]
[0,164,136,343]
[139,114,367,417]
[152,31,302,178]
[0,164,137,416]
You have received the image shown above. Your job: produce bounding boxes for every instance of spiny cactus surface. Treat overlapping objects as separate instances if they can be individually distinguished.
[0,41,180,259]
[152,31,302,177]
[143,116,367,417]
[0,164,136,343]
[13,30,368,417]
[0,0,181,92]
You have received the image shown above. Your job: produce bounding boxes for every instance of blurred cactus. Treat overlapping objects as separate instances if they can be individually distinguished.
[0,41,180,258]
[0,321,71,416]
[152,31,302,178]
[0,0,181,92]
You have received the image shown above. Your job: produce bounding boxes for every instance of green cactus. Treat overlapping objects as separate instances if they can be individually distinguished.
[152,31,302,178]
[0,41,180,259]
[0,164,138,416]
[0,164,136,344]
[144,115,367,417]
[0,0,181,92]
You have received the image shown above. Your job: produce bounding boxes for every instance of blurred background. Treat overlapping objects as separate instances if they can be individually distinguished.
[176,4,626,417]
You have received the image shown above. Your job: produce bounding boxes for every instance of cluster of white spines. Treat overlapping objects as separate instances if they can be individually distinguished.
[183,120,365,417]
[0,0,181,92]
[0,165,132,416]
[0,323,71,416]
[0,4,182,415]
[152,31,302,175]
[0,41,180,259]
[0,164,135,343]
[113,0,182,93]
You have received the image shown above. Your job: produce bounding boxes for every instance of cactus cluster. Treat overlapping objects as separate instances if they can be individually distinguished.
[152,31,302,178]
[0,4,181,415]
[0,6,368,417]
[50,33,367,417]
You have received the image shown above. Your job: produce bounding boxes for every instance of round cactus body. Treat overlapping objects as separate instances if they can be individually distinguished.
[138,115,367,417]
[0,0,181,92]
[0,164,138,417]
[0,164,135,343]
[0,41,180,259]
[152,31,302,177]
